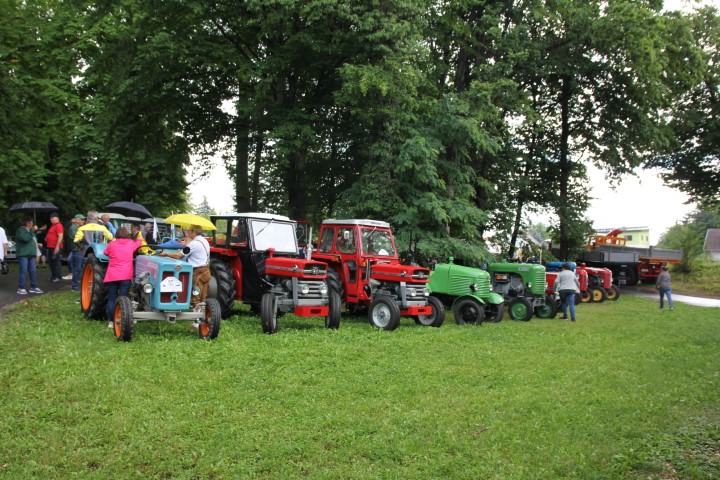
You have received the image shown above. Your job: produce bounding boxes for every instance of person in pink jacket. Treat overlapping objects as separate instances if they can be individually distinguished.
[104,227,142,328]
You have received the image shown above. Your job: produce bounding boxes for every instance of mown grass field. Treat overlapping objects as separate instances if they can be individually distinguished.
[0,292,718,479]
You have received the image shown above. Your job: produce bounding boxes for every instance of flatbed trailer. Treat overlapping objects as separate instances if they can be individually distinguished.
[577,230,682,286]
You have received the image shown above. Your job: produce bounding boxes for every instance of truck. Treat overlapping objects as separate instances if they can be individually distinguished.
[312,219,443,331]
[207,213,340,334]
[578,229,683,286]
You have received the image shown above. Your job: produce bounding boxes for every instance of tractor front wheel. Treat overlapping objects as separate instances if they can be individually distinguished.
[368,296,400,331]
[113,296,134,342]
[453,298,485,325]
[485,302,504,323]
[325,292,341,329]
[534,295,558,319]
[416,295,445,327]
[580,290,592,303]
[590,287,607,303]
[606,285,621,301]
[508,297,533,321]
[199,298,222,340]
[81,253,108,320]
[260,293,278,334]
[209,258,237,319]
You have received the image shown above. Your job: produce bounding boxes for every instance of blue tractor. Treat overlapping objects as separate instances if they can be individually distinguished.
[80,241,221,342]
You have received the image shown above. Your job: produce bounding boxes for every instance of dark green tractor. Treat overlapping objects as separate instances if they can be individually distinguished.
[428,258,505,324]
[485,261,555,321]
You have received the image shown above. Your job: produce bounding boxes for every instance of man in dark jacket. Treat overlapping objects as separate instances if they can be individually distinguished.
[15,217,43,295]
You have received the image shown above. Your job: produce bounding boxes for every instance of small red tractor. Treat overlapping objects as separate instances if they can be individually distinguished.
[207,213,340,334]
[576,264,620,302]
[545,267,588,306]
[311,219,444,331]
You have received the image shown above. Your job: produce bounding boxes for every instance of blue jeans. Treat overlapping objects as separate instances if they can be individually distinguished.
[67,251,83,290]
[559,290,576,320]
[659,287,674,309]
[47,248,62,280]
[17,256,38,290]
[106,280,131,320]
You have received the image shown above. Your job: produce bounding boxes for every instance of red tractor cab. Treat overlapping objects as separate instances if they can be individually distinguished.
[312,219,444,331]
[208,213,340,334]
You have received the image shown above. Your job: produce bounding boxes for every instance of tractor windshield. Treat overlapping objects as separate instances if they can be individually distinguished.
[250,219,298,253]
[361,228,396,256]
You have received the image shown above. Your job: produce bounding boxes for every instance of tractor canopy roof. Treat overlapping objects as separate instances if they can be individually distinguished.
[321,218,390,228]
[215,212,291,222]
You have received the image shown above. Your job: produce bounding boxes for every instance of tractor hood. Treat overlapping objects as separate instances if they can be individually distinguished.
[371,262,430,284]
[265,256,328,279]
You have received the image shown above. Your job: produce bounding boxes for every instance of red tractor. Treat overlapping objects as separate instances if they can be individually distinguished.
[545,268,588,306]
[576,264,620,302]
[311,219,444,331]
[207,213,340,334]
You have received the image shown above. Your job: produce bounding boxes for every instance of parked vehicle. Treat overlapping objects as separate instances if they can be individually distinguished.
[208,213,340,334]
[80,241,221,342]
[485,261,550,321]
[545,267,587,307]
[312,219,443,331]
[577,228,682,286]
[429,258,505,324]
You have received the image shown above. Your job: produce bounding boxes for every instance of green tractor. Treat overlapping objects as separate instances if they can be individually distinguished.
[485,261,555,321]
[428,258,505,324]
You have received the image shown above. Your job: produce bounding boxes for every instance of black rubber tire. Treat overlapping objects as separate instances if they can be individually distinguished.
[580,290,592,303]
[534,295,558,319]
[81,253,108,320]
[606,285,621,301]
[209,257,237,319]
[368,296,400,331]
[508,297,533,321]
[325,292,341,329]
[590,287,607,303]
[485,302,504,323]
[623,266,638,286]
[453,298,485,325]
[199,298,222,340]
[260,293,278,334]
[326,268,343,297]
[114,296,134,342]
[417,295,446,327]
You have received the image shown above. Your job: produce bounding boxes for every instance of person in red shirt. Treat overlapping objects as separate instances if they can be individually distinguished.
[45,212,65,282]
[104,227,142,328]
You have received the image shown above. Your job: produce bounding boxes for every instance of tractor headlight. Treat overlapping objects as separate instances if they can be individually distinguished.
[408,287,417,297]
[470,283,477,292]
[320,284,328,295]
[142,283,153,294]
[423,288,430,297]
[528,282,532,289]
[301,284,310,295]
[192,286,201,296]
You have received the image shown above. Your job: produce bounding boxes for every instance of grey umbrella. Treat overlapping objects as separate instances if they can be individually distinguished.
[9,201,59,222]
[105,201,153,219]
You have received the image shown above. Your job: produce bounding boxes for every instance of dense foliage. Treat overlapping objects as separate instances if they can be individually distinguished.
[1,0,716,260]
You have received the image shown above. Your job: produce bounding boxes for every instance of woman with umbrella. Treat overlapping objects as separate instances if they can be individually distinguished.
[15,217,43,295]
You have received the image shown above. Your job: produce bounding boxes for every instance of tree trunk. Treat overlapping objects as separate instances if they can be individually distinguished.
[234,117,251,212]
[558,74,572,260]
[287,149,307,220]
[251,134,262,211]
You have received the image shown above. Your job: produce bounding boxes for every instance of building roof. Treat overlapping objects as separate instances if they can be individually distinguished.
[595,226,649,234]
[704,229,720,252]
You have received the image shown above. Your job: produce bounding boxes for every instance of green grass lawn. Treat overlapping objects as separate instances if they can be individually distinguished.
[1,293,718,479]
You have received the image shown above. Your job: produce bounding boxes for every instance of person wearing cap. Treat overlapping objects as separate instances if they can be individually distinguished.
[45,212,65,282]
[65,214,86,291]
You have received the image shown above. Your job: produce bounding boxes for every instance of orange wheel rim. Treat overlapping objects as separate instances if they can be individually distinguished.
[200,309,210,336]
[81,264,93,310]
[113,305,122,337]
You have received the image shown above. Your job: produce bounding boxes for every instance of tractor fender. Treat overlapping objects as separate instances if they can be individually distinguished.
[84,242,109,262]
[486,292,505,305]
[450,294,486,312]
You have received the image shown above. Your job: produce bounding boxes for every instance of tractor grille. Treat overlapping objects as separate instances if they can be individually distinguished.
[297,280,327,300]
[405,283,429,302]
[530,269,546,296]
[160,271,190,304]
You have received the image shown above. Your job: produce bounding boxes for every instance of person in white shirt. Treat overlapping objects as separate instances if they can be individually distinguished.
[158,225,211,309]
[554,262,580,322]
[0,226,8,262]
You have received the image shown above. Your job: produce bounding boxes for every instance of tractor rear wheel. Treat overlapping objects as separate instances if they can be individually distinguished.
[199,298,222,340]
[326,268,343,298]
[368,296,400,331]
[416,295,445,327]
[81,253,108,320]
[485,302,504,323]
[606,285,621,301]
[325,292,341,329]
[590,287,607,303]
[113,296,134,342]
[453,298,484,325]
[534,295,558,319]
[508,297,533,321]
[209,258,237,319]
[260,293,278,334]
